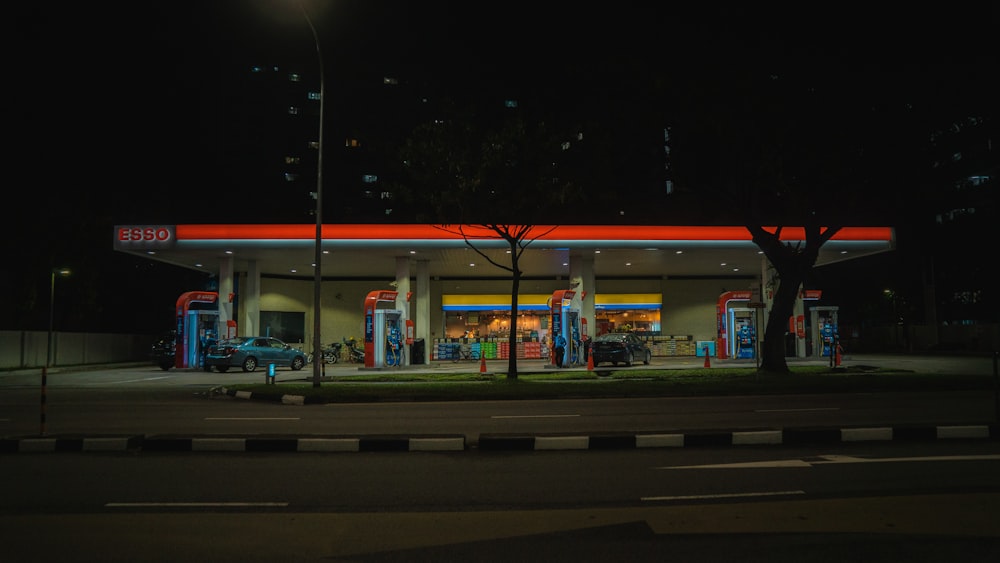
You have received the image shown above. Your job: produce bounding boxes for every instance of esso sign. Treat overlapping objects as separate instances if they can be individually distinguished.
[118,227,171,242]
[114,225,175,250]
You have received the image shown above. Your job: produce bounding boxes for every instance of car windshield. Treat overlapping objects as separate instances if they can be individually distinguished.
[221,337,252,346]
[594,333,627,342]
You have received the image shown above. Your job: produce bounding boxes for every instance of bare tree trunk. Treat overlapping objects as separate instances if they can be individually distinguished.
[506,269,521,379]
[759,272,803,374]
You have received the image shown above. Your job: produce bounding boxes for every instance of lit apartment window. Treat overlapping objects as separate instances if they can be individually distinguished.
[345,138,361,147]
[284,156,300,165]
[287,106,300,115]
[308,141,319,149]
[288,73,301,82]
[284,173,298,182]
[362,174,378,183]
[504,99,518,108]
[383,76,398,85]
[969,175,990,187]
[308,92,321,101]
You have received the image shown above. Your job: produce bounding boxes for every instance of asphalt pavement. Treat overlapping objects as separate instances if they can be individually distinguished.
[2,353,998,454]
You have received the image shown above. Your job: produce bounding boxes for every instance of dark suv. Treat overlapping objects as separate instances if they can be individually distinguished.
[150,330,176,370]
[590,332,652,367]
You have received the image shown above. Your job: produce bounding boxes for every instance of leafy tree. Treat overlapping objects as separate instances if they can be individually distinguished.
[391,103,580,378]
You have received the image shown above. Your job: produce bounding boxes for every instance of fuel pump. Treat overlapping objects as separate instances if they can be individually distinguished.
[727,307,756,360]
[174,291,221,369]
[363,289,401,368]
[567,310,581,365]
[810,306,840,357]
[373,309,404,368]
[549,290,580,367]
[384,315,404,367]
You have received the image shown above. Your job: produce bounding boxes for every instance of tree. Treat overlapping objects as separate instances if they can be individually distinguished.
[391,103,581,378]
[748,223,841,373]
[668,64,918,374]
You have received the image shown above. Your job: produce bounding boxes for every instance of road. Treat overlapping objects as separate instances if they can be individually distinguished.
[2,442,998,561]
[1,353,998,561]
[0,358,997,443]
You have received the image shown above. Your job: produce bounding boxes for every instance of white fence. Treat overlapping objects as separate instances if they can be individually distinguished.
[0,331,154,370]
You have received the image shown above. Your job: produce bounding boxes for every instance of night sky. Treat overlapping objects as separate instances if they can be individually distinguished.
[5,1,995,333]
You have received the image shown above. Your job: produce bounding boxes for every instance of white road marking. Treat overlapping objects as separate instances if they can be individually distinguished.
[812,454,1000,464]
[85,376,174,384]
[660,454,1000,469]
[105,502,289,508]
[204,417,301,421]
[754,407,840,413]
[491,414,580,419]
[642,490,805,502]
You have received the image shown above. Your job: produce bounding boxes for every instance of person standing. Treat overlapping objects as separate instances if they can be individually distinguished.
[554,332,567,368]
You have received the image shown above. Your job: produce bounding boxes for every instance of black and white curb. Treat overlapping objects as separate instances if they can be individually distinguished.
[477,424,999,450]
[0,434,466,453]
[219,386,311,406]
[1,424,996,453]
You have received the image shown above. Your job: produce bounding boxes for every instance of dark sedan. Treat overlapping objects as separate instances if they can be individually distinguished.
[590,332,652,367]
[150,330,176,371]
[204,336,310,373]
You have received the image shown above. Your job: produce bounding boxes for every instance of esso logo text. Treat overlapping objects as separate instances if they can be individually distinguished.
[114,225,175,249]
[118,227,172,242]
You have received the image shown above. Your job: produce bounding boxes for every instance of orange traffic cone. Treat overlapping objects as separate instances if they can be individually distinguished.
[587,351,594,371]
[703,346,711,368]
[480,354,487,374]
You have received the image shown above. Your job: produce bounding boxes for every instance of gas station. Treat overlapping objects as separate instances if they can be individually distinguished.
[114,224,894,367]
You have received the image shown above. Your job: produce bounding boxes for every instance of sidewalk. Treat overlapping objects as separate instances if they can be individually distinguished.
[2,352,996,378]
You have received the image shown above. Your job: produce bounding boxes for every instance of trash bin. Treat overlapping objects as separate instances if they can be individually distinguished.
[695,341,715,357]
[411,338,425,364]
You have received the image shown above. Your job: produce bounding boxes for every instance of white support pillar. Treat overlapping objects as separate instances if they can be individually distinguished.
[569,254,595,339]
[218,255,234,333]
[395,256,411,365]
[416,259,430,364]
[243,259,261,338]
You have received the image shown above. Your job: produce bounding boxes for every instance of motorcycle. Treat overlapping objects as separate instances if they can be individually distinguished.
[321,342,342,364]
[343,337,366,363]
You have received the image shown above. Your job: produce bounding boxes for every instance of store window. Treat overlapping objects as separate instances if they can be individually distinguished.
[594,293,662,336]
[594,309,661,336]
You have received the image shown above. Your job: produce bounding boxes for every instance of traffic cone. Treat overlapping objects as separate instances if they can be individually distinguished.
[703,346,711,368]
[587,351,594,371]
[835,345,843,367]
[480,354,487,374]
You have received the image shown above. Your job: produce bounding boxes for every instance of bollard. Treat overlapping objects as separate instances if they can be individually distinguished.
[267,363,276,385]
[703,346,710,368]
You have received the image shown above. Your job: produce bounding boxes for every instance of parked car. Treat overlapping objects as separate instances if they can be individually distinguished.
[204,336,310,373]
[150,330,176,371]
[590,332,652,367]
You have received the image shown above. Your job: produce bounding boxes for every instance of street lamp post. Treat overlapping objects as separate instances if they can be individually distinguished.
[42,267,71,435]
[299,2,325,388]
